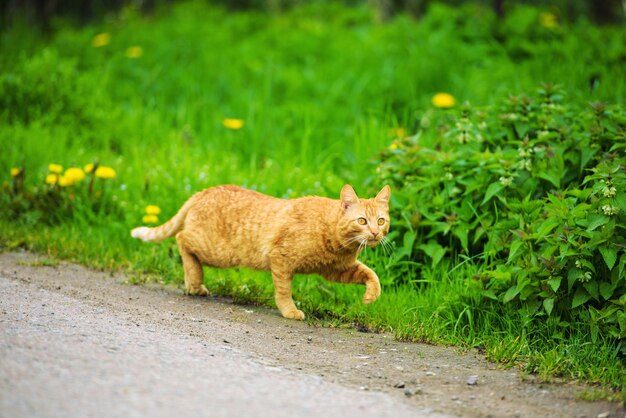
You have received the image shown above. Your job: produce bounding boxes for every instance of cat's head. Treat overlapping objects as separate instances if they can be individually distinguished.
[339,184,391,249]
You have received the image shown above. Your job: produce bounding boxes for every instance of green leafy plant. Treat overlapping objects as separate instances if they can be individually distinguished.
[375,85,626,346]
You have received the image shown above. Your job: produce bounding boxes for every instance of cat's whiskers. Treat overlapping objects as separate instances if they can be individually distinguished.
[385,237,393,255]
[343,233,391,258]
[340,235,365,250]
[380,236,393,257]
[338,238,357,250]
[357,236,369,256]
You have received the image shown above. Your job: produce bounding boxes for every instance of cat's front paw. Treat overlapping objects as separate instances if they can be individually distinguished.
[281,308,306,320]
[187,284,209,296]
[363,280,381,304]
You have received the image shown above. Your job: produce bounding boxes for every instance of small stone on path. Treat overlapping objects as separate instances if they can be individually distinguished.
[467,375,479,385]
[403,387,422,397]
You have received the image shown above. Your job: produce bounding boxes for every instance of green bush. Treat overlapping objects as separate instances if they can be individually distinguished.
[375,85,626,345]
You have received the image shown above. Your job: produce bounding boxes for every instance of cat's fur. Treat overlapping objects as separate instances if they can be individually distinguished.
[131,184,390,320]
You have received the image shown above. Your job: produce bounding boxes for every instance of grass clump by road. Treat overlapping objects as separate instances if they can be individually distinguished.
[1,0,625,399]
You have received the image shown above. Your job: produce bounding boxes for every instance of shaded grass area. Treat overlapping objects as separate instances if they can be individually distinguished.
[2,0,625,400]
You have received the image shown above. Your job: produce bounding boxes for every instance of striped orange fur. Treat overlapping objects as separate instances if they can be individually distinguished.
[131,184,391,320]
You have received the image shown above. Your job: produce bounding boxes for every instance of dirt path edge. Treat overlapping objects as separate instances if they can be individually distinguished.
[0,251,623,418]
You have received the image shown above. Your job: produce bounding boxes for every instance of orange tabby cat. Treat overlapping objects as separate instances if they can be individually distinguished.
[131,184,391,320]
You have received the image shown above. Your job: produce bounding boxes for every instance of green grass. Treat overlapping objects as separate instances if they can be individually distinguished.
[1,0,625,399]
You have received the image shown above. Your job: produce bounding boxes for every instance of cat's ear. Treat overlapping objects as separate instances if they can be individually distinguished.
[340,184,359,210]
[375,185,391,206]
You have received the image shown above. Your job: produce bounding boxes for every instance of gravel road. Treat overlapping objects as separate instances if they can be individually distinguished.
[0,252,623,418]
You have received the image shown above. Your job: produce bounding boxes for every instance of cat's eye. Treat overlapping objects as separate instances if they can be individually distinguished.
[357,217,367,225]
[377,218,386,226]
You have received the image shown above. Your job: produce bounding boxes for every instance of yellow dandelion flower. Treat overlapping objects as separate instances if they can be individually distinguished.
[142,214,159,224]
[58,175,72,187]
[63,167,86,185]
[223,118,244,130]
[95,166,116,179]
[126,46,143,58]
[432,93,456,109]
[92,33,111,48]
[145,205,161,215]
[45,174,59,185]
[539,12,558,29]
[389,127,407,138]
[10,167,21,177]
[84,163,95,173]
[48,163,63,174]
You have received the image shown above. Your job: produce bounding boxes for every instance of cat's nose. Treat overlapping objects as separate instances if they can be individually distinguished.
[371,231,379,238]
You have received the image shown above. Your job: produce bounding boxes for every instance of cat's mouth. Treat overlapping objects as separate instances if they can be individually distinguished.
[366,237,381,247]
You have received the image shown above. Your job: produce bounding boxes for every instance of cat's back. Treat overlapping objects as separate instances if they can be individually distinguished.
[181,185,288,267]
[180,185,338,270]
[193,184,277,205]
[187,185,284,220]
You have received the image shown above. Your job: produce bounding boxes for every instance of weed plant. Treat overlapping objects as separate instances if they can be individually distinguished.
[1,1,625,397]
[376,86,626,343]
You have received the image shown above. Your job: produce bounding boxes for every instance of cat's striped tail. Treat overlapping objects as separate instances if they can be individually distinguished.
[130,200,193,242]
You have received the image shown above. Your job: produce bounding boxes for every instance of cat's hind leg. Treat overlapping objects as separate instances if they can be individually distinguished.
[176,232,209,296]
[323,261,381,304]
[271,268,305,320]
